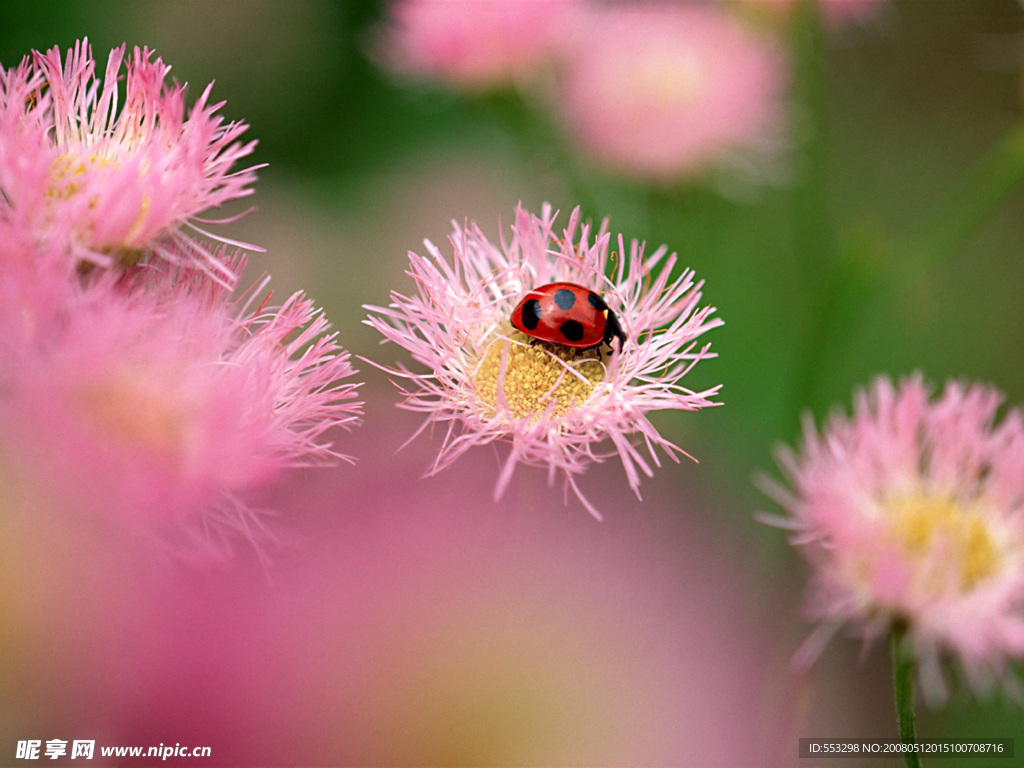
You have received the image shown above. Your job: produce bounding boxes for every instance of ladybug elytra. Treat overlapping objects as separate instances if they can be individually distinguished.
[510,282,626,351]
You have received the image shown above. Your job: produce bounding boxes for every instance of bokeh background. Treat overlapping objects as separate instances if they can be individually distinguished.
[2,1,1024,765]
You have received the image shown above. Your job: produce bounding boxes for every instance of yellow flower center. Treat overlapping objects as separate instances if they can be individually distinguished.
[47,151,150,265]
[75,365,195,468]
[473,332,606,421]
[47,152,118,200]
[641,49,706,113]
[887,494,1000,592]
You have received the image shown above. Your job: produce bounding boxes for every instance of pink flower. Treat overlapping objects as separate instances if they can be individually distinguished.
[0,222,77,360]
[554,2,788,184]
[764,375,1024,702]
[377,0,582,91]
[365,203,722,518]
[2,422,778,766]
[0,39,260,279]
[1,253,362,552]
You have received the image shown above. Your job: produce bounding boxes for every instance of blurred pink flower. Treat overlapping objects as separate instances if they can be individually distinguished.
[97,421,779,766]
[378,0,581,91]
[0,223,77,360]
[764,375,1024,702]
[555,2,788,183]
[365,203,721,517]
[1,253,362,551]
[0,39,260,279]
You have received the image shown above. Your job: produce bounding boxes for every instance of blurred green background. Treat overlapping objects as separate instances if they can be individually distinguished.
[3,1,1024,765]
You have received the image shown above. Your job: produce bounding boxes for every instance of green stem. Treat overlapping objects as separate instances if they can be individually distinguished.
[891,625,923,768]
[791,0,836,300]
[787,0,841,426]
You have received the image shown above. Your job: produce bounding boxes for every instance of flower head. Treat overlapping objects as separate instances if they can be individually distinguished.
[1,253,362,552]
[365,203,722,517]
[764,376,1024,702]
[377,0,581,91]
[0,39,260,279]
[554,2,787,184]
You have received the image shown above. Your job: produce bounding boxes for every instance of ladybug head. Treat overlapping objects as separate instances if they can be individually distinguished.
[604,308,626,351]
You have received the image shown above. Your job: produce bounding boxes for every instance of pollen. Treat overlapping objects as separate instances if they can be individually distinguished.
[47,151,150,265]
[47,153,87,200]
[47,152,119,200]
[888,494,1000,592]
[473,332,605,421]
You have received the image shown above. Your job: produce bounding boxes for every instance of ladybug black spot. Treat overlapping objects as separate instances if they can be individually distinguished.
[553,288,576,310]
[559,319,585,342]
[520,298,542,330]
[587,291,607,312]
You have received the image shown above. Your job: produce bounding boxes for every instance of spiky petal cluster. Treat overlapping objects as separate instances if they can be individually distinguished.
[0,245,362,551]
[0,40,361,556]
[365,203,722,517]
[0,38,260,277]
[764,376,1024,702]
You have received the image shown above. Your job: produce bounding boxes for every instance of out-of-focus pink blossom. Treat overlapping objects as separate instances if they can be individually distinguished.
[764,375,1024,703]
[555,2,788,184]
[97,422,779,765]
[1,253,362,551]
[365,203,721,517]
[378,0,582,91]
[0,223,77,361]
[0,39,260,279]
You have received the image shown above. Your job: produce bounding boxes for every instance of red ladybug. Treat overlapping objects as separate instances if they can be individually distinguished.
[510,281,626,351]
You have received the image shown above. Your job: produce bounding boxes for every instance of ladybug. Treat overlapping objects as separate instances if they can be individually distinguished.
[510,282,626,351]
